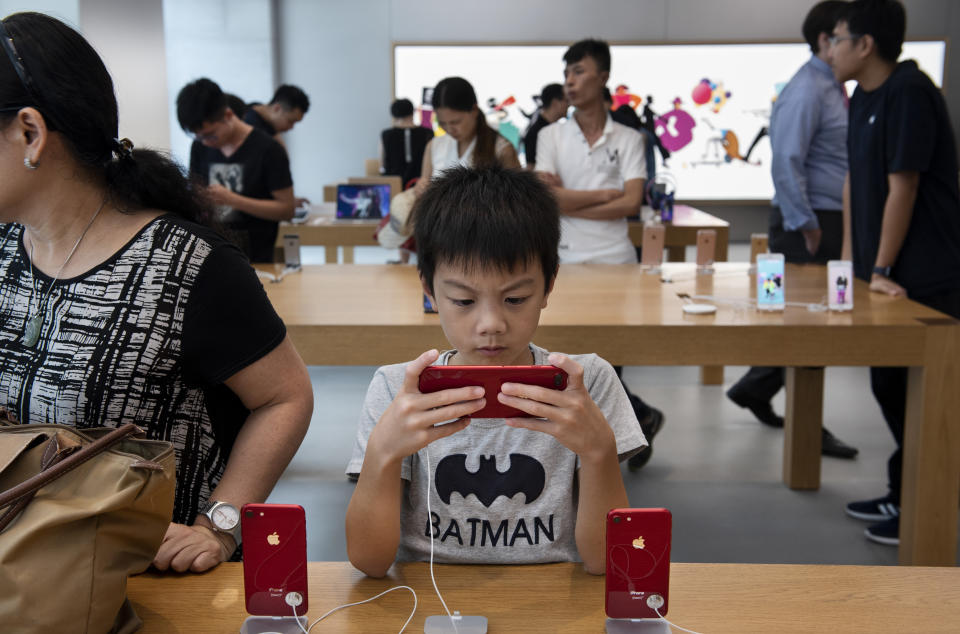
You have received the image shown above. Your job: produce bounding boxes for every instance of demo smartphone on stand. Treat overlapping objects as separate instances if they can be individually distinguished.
[240,504,309,634]
[605,508,672,634]
[756,253,785,311]
[640,224,665,273]
[827,260,854,311]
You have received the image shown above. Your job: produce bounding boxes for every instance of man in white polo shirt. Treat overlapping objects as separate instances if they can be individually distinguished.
[536,39,662,471]
[536,38,647,264]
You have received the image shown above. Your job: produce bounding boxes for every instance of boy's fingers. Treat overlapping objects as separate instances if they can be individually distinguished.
[500,382,563,405]
[547,353,583,390]
[402,349,440,393]
[497,392,555,419]
[504,417,553,435]
[420,385,486,410]
[427,417,471,443]
[418,398,486,426]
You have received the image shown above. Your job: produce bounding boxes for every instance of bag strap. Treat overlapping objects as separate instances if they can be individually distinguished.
[0,423,143,529]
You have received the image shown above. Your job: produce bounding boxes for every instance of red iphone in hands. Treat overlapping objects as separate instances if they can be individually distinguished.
[605,508,672,619]
[418,365,568,418]
[242,503,309,616]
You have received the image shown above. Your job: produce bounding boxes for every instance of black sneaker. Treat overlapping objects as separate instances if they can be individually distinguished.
[821,428,858,459]
[628,405,665,472]
[725,387,784,428]
[865,516,899,546]
[846,495,899,522]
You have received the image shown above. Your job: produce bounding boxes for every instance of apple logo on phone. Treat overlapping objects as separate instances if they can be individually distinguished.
[267,532,280,546]
[632,536,645,549]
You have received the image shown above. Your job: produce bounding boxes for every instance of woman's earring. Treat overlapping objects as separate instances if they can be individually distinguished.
[23,156,37,170]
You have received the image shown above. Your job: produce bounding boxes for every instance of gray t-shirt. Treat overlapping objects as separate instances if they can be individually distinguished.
[345,344,646,565]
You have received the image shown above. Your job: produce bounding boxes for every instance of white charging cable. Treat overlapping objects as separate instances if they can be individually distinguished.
[425,450,459,633]
[294,584,417,633]
[653,606,706,634]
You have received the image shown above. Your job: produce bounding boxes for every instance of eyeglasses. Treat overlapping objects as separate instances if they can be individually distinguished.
[828,34,859,47]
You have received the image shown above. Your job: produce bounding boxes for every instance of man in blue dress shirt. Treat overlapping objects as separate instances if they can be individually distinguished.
[727,0,858,459]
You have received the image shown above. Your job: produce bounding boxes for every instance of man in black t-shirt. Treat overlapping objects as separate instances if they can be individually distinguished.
[523,83,567,170]
[243,84,310,147]
[177,78,296,263]
[380,98,434,187]
[830,0,960,546]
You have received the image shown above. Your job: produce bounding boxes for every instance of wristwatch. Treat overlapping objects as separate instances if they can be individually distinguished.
[872,265,893,278]
[201,500,242,544]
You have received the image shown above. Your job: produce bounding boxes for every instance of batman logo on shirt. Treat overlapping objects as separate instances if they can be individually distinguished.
[435,454,545,507]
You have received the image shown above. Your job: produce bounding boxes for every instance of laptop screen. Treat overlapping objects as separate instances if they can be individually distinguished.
[336,184,390,219]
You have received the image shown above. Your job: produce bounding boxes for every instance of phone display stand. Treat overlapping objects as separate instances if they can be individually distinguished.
[696,262,715,275]
[605,618,672,633]
[424,613,488,633]
[240,615,308,634]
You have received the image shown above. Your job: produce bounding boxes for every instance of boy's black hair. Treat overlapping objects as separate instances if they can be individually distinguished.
[413,165,560,295]
[839,0,906,63]
[270,84,310,112]
[391,98,415,118]
[563,38,611,73]
[176,77,227,132]
[540,84,564,109]
[803,1,849,54]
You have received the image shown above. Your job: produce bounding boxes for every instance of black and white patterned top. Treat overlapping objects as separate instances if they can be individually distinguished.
[0,216,286,524]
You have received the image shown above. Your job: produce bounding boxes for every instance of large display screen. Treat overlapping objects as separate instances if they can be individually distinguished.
[395,41,945,201]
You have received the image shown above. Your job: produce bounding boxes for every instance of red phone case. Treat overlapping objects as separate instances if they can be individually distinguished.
[241,503,309,616]
[418,365,568,419]
[605,508,672,619]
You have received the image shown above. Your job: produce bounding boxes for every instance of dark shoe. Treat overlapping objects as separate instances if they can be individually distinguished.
[865,516,899,546]
[821,428,858,459]
[628,405,665,472]
[846,495,899,522]
[726,387,783,427]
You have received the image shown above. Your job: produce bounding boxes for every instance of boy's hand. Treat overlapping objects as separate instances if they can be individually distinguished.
[498,353,617,463]
[366,349,485,466]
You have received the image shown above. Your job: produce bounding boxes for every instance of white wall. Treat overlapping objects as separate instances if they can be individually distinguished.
[0,1,77,25]
[78,0,170,154]
[278,0,960,204]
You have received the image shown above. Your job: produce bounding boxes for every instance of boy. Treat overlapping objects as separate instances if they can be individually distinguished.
[345,166,645,577]
[830,0,960,544]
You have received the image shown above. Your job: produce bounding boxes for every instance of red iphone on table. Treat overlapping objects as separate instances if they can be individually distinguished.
[605,508,672,619]
[241,503,309,616]
[418,365,568,419]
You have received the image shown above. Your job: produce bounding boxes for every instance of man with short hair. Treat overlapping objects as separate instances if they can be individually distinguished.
[536,39,662,471]
[727,0,858,460]
[244,84,310,143]
[830,0,960,545]
[177,78,296,263]
[523,83,567,170]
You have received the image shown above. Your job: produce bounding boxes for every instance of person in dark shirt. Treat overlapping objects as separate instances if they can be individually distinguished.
[829,0,960,546]
[380,98,433,188]
[523,83,567,170]
[177,78,296,263]
[243,84,310,144]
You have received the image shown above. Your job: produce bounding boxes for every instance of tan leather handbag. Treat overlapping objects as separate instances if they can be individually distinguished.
[0,422,175,633]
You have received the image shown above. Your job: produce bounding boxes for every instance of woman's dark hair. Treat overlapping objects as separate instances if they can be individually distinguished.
[390,98,414,119]
[432,77,500,169]
[413,165,559,295]
[0,12,210,222]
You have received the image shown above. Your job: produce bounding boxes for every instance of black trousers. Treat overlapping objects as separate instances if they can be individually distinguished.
[873,288,960,504]
[730,208,843,399]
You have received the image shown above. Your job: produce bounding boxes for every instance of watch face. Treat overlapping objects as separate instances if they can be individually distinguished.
[211,503,240,530]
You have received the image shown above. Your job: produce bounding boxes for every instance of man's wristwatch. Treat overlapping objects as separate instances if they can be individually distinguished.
[872,265,893,278]
[201,500,242,544]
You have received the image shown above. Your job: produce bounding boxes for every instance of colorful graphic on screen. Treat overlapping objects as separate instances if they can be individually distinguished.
[336,184,390,219]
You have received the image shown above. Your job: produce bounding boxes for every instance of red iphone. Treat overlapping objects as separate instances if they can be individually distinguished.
[641,225,665,268]
[605,508,672,619]
[418,365,568,419]
[241,503,309,616]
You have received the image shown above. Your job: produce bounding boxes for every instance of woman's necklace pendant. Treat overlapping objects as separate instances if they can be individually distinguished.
[22,312,43,347]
